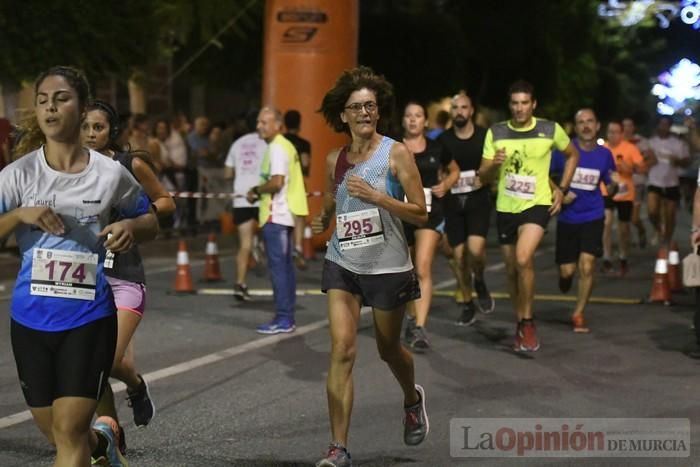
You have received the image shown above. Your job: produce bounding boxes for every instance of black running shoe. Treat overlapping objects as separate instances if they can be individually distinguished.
[457,301,477,326]
[233,283,252,302]
[126,375,156,427]
[473,277,495,314]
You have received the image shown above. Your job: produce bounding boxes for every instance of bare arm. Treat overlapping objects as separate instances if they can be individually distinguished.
[347,143,427,226]
[432,160,460,198]
[312,150,340,234]
[0,207,65,239]
[223,166,235,181]
[559,142,579,190]
[99,211,158,253]
[132,157,176,217]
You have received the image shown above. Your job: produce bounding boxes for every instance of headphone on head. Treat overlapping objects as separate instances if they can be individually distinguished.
[90,100,120,143]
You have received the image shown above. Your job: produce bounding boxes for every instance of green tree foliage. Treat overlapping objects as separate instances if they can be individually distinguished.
[360,0,668,123]
[0,0,159,83]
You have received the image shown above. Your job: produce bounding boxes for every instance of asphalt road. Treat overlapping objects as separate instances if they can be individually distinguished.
[0,214,699,467]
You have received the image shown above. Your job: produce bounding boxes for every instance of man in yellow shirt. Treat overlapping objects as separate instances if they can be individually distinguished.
[480,81,579,352]
[246,107,309,334]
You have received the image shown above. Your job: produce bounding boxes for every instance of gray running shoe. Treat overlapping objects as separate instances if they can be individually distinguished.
[316,442,352,467]
[473,277,495,314]
[404,384,429,446]
[411,326,430,352]
[457,301,477,326]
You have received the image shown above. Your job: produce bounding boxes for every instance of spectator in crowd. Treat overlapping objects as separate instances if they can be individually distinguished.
[283,109,312,269]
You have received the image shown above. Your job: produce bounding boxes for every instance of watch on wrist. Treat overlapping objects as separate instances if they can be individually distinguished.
[559,186,569,196]
[252,186,260,195]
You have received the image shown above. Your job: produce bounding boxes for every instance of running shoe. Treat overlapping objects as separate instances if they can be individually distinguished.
[456,301,477,326]
[411,326,430,352]
[558,274,573,293]
[404,384,429,446]
[473,277,495,313]
[618,258,628,277]
[233,283,252,302]
[572,314,590,333]
[316,442,352,467]
[513,322,523,351]
[256,319,296,334]
[520,320,540,352]
[404,315,417,343]
[126,375,156,427]
[92,416,128,467]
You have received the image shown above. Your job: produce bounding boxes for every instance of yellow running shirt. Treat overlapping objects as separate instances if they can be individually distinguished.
[483,118,570,213]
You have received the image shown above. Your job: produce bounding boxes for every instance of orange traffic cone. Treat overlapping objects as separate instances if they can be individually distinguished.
[219,211,236,235]
[173,240,195,294]
[668,241,683,292]
[649,247,671,305]
[303,224,315,260]
[203,233,223,282]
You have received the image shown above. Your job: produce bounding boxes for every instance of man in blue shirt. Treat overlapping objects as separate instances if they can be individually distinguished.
[551,108,616,333]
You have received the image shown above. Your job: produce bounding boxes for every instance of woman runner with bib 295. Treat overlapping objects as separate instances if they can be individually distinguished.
[1,66,157,467]
[312,66,429,467]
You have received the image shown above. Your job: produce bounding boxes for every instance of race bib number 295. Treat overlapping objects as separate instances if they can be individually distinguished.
[336,208,385,251]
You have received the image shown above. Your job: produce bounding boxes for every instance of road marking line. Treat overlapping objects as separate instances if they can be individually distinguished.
[0,307,373,430]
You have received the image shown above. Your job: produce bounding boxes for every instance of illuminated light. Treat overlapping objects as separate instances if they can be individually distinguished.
[657,102,675,115]
[651,58,700,115]
[596,138,606,145]
[599,0,700,29]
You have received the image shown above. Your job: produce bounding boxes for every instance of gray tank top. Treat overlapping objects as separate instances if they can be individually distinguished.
[326,136,413,274]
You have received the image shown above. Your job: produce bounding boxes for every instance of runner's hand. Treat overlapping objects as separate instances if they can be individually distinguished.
[16,207,65,235]
[312,213,330,234]
[347,175,378,203]
[562,191,577,205]
[431,182,448,198]
[493,148,507,166]
[549,188,563,215]
[99,220,135,252]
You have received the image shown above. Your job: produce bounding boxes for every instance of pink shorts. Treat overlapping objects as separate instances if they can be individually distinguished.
[106,277,146,316]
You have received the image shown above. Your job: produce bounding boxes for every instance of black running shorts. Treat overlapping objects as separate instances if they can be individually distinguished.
[604,197,633,222]
[11,314,117,407]
[555,218,604,264]
[321,259,421,310]
[647,185,681,202]
[496,205,551,245]
[233,207,259,226]
[443,188,492,247]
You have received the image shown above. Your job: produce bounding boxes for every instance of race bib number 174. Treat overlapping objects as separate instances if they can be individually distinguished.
[31,248,98,301]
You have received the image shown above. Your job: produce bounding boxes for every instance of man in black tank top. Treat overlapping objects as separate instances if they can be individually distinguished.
[438,93,495,323]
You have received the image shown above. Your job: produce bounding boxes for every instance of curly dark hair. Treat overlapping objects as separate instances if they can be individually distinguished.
[320,66,394,134]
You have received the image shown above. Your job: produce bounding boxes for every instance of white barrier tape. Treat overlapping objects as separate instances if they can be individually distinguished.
[168,191,325,199]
